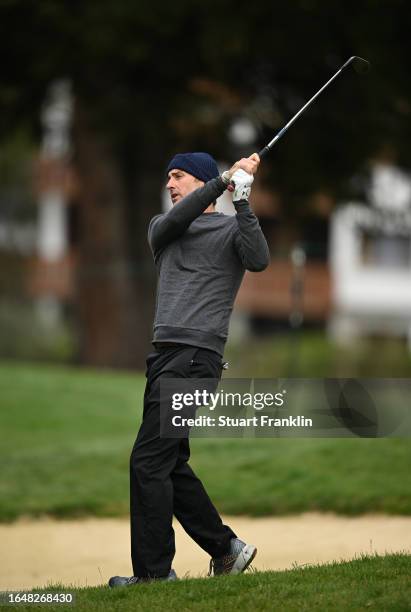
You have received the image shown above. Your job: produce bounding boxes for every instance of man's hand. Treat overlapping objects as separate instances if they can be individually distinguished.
[231,169,254,202]
[225,153,260,180]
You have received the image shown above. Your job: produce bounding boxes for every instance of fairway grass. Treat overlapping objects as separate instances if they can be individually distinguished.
[0,361,410,520]
[11,554,411,612]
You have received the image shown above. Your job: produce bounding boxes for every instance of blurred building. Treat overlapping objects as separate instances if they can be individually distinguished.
[0,80,79,362]
[232,183,332,338]
[330,162,411,349]
[29,80,77,323]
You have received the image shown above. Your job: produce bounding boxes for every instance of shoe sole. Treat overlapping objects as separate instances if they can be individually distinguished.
[230,544,257,575]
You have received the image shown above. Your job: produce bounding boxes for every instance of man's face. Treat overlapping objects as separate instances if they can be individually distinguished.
[166,169,204,205]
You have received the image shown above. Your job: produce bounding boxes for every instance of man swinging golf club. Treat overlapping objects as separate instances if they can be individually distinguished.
[109,151,269,587]
[107,55,371,586]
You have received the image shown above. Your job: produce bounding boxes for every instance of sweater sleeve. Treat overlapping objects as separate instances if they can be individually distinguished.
[148,177,226,257]
[233,200,270,272]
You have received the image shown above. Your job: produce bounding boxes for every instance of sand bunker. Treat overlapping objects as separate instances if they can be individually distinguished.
[1,513,410,590]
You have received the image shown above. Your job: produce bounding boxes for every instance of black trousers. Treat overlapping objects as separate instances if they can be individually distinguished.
[130,345,236,578]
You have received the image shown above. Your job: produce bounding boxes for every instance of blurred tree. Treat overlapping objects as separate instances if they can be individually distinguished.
[0,0,410,366]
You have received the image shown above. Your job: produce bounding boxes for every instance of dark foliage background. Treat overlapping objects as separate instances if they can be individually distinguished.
[1,0,410,366]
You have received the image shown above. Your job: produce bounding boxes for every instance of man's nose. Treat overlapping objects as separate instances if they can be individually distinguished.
[166,178,174,190]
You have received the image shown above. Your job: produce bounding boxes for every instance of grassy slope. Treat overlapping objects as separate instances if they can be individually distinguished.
[0,359,410,520]
[13,554,411,612]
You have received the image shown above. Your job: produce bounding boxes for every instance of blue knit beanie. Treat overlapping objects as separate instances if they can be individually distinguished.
[166,152,219,183]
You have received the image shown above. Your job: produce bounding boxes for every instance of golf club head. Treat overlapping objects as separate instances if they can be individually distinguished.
[343,56,370,74]
[352,56,370,74]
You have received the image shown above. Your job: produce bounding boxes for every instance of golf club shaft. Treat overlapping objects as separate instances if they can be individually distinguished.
[258,57,355,159]
[227,56,368,191]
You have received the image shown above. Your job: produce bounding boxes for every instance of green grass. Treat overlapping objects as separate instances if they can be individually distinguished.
[0,361,144,520]
[0,359,410,521]
[225,332,411,377]
[190,437,411,516]
[9,554,411,612]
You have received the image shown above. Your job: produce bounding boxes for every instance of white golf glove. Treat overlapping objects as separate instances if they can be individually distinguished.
[230,169,254,202]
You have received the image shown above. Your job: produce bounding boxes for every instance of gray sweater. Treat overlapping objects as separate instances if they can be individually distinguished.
[148,177,270,356]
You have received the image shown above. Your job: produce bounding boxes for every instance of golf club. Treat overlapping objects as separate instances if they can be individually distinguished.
[227,56,370,191]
